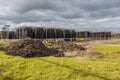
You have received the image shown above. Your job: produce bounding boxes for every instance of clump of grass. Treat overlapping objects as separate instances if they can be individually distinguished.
[42,41,52,47]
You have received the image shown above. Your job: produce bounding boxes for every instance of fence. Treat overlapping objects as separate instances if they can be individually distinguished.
[0,26,120,41]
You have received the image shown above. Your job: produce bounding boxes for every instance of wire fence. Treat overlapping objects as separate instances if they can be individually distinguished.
[0,26,120,41]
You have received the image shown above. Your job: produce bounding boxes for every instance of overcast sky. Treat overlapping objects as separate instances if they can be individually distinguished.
[0,0,120,31]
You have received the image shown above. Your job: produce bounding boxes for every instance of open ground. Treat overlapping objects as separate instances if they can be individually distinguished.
[0,39,120,80]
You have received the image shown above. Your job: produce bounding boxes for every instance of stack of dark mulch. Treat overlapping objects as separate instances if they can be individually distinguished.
[6,38,64,58]
[52,42,85,51]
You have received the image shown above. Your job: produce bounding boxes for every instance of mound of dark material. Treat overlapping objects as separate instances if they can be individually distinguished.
[63,42,85,51]
[52,42,85,51]
[6,38,64,58]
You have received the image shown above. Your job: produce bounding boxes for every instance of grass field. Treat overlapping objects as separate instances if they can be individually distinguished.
[0,40,120,80]
[0,51,120,80]
[92,45,120,55]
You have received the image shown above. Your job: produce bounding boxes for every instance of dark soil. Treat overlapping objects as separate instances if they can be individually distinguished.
[52,42,85,52]
[6,38,64,58]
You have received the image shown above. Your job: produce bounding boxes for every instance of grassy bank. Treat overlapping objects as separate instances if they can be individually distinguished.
[0,51,120,80]
[92,45,120,55]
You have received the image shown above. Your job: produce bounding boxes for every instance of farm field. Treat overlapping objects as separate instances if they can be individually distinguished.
[0,40,120,80]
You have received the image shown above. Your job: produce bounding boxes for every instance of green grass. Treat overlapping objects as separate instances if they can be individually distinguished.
[0,40,17,51]
[0,40,12,45]
[92,45,120,55]
[0,40,120,80]
[0,51,120,80]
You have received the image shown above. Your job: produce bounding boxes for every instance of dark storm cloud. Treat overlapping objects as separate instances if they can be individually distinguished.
[9,0,64,13]
[0,0,120,31]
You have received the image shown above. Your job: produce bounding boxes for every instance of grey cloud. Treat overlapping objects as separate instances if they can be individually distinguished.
[9,0,64,13]
[0,0,120,31]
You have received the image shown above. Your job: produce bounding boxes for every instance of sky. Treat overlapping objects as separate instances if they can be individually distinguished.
[0,0,120,31]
